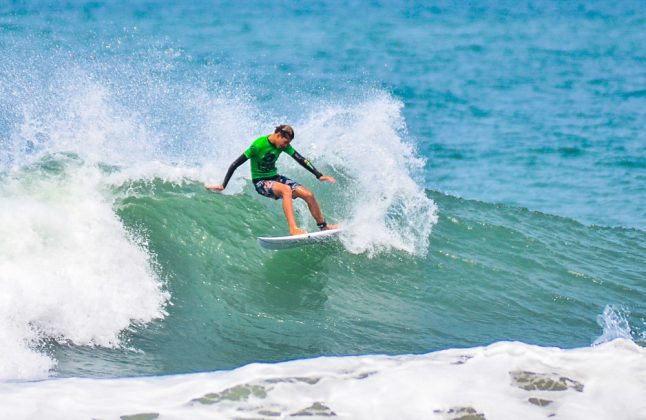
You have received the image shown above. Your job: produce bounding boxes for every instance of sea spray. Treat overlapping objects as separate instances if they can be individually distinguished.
[296,94,438,256]
[593,305,635,345]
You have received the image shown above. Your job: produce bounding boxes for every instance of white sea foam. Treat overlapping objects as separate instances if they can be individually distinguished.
[0,161,168,380]
[0,339,643,419]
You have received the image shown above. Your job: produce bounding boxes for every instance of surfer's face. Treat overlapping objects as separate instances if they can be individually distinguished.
[271,133,292,148]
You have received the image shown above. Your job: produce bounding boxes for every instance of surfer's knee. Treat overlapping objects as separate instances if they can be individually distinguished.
[295,186,314,201]
[273,182,291,198]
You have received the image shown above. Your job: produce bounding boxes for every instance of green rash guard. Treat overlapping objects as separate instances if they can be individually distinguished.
[244,135,296,180]
[219,135,324,188]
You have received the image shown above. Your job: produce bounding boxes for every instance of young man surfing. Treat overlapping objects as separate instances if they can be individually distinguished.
[207,125,338,235]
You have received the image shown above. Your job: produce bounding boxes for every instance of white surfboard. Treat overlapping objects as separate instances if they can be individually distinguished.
[257,228,343,250]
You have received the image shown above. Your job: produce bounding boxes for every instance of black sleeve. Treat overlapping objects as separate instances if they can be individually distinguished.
[221,154,248,188]
[292,151,323,179]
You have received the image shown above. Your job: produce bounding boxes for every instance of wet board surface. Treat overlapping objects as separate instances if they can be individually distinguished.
[257,228,343,250]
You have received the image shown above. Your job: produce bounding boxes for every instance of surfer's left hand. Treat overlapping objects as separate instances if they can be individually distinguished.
[206,185,224,191]
[319,176,336,183]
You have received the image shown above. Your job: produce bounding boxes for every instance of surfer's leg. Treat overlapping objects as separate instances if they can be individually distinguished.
[293,186,324,224]
[272,182,306,235]
[294,186,339,230]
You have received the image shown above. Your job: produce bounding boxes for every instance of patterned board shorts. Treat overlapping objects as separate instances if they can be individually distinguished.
[253,175,301,200]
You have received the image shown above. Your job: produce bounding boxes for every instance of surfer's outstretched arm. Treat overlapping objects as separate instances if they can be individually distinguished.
[291,151,336,183]
[206,154,248,191]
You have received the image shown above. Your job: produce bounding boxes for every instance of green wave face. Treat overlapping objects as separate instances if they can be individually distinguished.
[55,177,642,378]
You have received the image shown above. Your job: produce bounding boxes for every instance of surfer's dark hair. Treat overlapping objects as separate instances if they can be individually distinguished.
[275,124,294,141]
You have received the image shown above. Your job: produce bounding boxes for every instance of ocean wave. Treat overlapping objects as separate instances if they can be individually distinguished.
[1,79,438,379]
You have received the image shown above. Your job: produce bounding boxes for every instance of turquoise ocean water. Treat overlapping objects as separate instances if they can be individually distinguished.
[1,1,645,416]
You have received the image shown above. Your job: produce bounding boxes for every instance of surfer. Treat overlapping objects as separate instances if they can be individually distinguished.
[207,125,339,235]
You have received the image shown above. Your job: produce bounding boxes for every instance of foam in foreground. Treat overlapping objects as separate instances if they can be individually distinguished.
[1,339,644,419]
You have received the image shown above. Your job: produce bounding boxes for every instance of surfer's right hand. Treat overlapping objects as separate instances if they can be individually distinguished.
[319,176,336,183]
[206,185,224,191]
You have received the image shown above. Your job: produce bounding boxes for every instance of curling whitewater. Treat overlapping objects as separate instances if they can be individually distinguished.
[1,339,644,419]
[0,158,170,380]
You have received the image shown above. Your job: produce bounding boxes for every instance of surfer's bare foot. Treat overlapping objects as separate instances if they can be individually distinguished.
[290,227,307,235]
[321,223,340,230]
